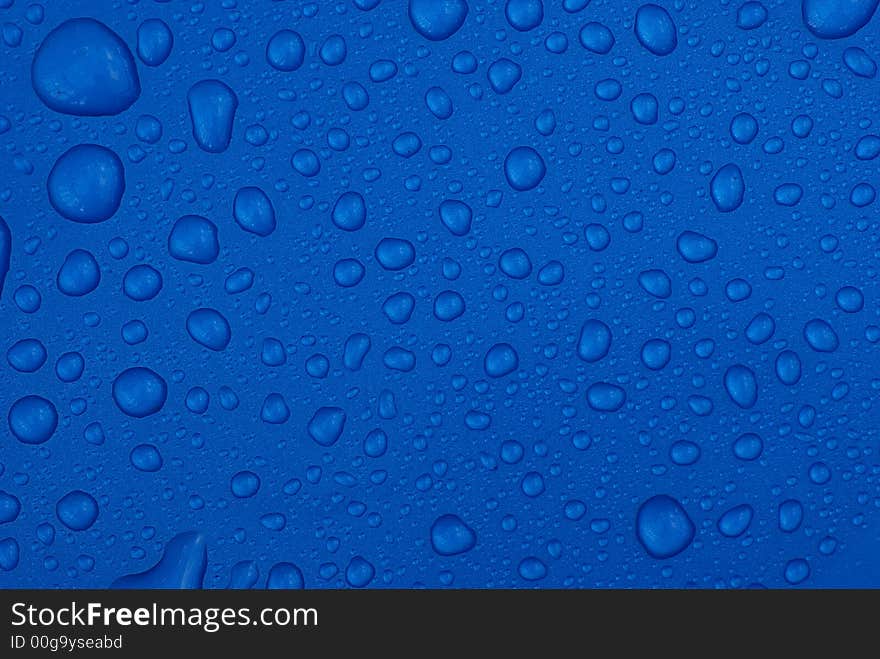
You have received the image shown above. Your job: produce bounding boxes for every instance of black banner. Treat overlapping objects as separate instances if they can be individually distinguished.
[0,588,872,653]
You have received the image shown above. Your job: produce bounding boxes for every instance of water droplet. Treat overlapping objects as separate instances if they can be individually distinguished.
[718,504,753,537]
[234,187,276,236]
[266,562,305,589]
[8,395,58,444]
[308,407,346,446]
[803,318,839,352]
[56,490,98,531]
[710,163,745,212]
[266,30,305,71]
[112,367,168,418]
[504,146,546,191]
[676,231,718,263]
[430,514,477,555]
[187,80,238,153]
[32,18,140,116]
[136,18,173,67]
[408,0,469,41]
[802,0,879,39]
[634,4,678,56]
[484,343,519,377]
[505,0,544,32]
[47,144,124,223]
[577,319,612,363]
[586,382,626,411]
[636,494,695,558]
[724,364,758,409]
[579,22,615,54]
[168,215,219,264]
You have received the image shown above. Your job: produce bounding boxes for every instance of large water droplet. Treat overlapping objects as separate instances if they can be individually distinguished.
[636,494,695,558]
[32,18,140,116]
[47,144,125,223]
[430,514,477,555]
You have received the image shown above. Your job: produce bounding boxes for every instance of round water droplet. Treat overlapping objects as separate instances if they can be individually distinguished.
[430,514,477,555]
[434,290,466,321]
[631,93,658,124]
[855,134,880,160]
[137,18,173,66]
[670,440,700,466]
[586,382,626,411]
[710,163,745,212]
[638,269,671,298]
[730,112,759,144]
[319,34,347,66]
[130,444,163,472]
[484,343,519,378]
[266,30,305,71]
[843,47,877,78]
[56,490,98,531]
[676,231,717,263]
[636,494,694,558]
[112,367,167,418]
[634,4,677,56]
[375,237,415,270]
[439,199,473,236]
[56,249,101,297]
[579,22,614,54]
[775,350,802,385]
[0,491,21,524]
[505,0,543,31]
[425,86,454,119]
[363,429,388,458]
[537,260,564,285]
[408,0,469,41]
[802,0,879,39]
[778,499,803,532]
[724,364,758,409]
[32,18,140,116]
[345,556,375,588]
[8,395,58,444]
[641,339,671,370]
[234,187,276,236]
[518,556,548,581]
[266,562,304,589]
[498,247,532,279]
[803,318,839,352]
[382,292,415,324]
[774,183,803,207]
[577,319,612,363]
[717,504,753,538]
[168,215,219,264]
[504,146,546,191]
[332,191,367,232]
[261,393,290,424]
[487,58,522,94]
[737,2,768,29]
[784,558,810,584]
[123,264,163,302]
[836,286,864,312]
[7,339,47,373]
[308,406,346,446]
[733,433,763,461]
[186,308,231,351]
[47,144,124,223]
[231,471,261,498]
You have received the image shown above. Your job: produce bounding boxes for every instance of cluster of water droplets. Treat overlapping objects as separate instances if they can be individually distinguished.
[0,0,877,587]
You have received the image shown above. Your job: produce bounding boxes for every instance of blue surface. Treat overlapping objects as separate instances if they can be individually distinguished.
[0,0,879,589]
